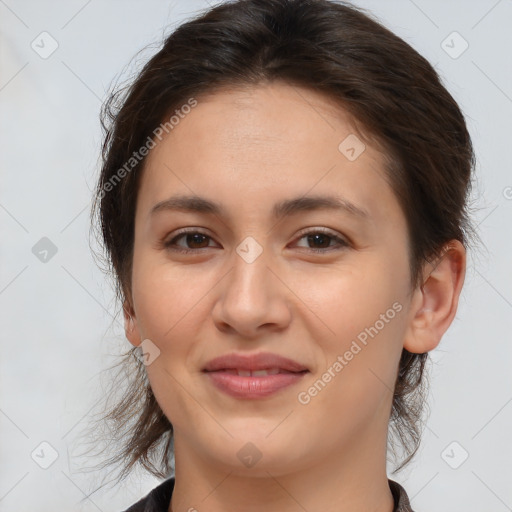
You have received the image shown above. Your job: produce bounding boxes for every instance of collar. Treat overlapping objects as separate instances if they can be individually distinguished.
[125,476,415,511]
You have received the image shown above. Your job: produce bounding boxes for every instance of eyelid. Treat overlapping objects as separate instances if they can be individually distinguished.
[294,226,346,240]
[163,228,216,251]
[292,227,350,251]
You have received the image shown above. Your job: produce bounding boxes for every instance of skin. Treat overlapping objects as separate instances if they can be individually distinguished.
[123,81,466,512]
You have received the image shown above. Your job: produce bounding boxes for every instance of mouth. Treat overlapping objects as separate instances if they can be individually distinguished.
[202,352,309,399]
[203,351,309,373]
[212,368,307,376]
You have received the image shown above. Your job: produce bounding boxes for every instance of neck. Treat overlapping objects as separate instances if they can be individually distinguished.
[168,427,395,512]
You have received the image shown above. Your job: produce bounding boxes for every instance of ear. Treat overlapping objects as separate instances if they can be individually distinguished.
[123,299,142,347]
[403,240,466,354]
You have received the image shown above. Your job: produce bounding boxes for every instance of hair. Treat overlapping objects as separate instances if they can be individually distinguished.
[83,0,480,492]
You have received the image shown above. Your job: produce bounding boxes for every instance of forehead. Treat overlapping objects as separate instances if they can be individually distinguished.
[137,82,401,226]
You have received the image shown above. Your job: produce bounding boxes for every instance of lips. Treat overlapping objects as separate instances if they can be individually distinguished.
[202,352,309,373]
[202,352,309,399]
[221,368,282,376]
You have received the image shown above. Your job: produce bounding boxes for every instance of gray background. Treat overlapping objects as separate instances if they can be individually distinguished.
[1,0,511,511]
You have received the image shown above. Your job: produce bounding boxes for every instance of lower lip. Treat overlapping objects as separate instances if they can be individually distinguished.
[204,371,308,399]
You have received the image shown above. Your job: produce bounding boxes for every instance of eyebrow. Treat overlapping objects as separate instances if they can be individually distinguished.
[150,194,370,221]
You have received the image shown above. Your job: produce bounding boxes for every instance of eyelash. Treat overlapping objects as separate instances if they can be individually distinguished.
[163,228,349,254]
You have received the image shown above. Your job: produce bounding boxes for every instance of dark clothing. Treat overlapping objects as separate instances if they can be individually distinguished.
[123,477,415,511]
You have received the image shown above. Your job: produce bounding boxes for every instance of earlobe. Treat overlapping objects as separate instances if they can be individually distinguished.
[123,300,142,347]
[403,240,466,354]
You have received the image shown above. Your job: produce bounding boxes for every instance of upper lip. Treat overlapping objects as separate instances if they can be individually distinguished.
[203,352,309,373]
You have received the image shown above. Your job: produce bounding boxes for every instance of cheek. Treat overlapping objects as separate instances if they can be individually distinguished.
[293,260,403,344]
[294,298,406,446]
[132,256,211,338]
[131,260,216,421]
[293,261,407,403]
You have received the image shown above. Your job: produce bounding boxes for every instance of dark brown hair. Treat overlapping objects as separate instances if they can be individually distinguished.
[83,0,478,490]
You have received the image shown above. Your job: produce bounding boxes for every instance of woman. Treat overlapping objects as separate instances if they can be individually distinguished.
[88,0,476,510]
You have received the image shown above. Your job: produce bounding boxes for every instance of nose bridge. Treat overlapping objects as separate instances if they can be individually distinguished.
[213,234,290,334]
[229,234,272,308]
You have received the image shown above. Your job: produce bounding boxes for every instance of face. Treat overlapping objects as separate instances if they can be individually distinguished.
[125,82,419,477]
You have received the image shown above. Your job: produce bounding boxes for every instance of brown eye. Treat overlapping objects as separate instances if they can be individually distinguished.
[164,230,214,253]
[295,229,349,253]
[306,233,332,249]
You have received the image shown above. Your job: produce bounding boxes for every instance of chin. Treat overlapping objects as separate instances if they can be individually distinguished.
[201,427,302,474]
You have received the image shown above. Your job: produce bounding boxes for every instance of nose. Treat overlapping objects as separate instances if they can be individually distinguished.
[211,243,292,339]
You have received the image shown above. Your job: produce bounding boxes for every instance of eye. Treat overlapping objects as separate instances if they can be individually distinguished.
[163,229,216,254]
[294,228,349,253]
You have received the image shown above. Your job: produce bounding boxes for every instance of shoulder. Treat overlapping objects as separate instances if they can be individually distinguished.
[388,479,416,512]
[122,477,175,512]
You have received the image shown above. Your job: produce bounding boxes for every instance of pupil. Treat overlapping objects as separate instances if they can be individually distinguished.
[188,234,207,248]
[309,234,329,248]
